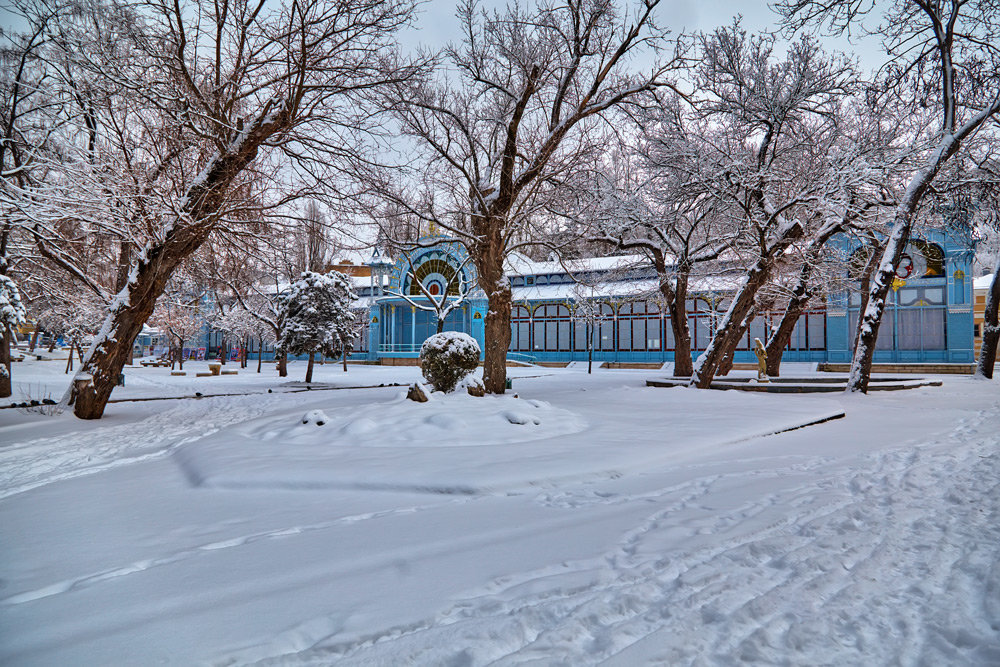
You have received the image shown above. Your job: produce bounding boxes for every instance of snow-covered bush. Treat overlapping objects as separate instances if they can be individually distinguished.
[419,332,480,393]
[278,271,358,361]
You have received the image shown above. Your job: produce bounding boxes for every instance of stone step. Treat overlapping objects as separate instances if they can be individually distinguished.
[817,362,974,375]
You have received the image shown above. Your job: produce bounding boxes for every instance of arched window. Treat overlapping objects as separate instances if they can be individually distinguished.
[598,303,615,351]
[692,298,714,351]
[511,305,531,351]
[618,301,661,351]
[532,304,571,351]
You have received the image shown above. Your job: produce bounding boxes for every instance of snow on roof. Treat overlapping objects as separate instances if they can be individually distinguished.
[511,276,742,302]
[973,273,995,290]
[504,253,653,277]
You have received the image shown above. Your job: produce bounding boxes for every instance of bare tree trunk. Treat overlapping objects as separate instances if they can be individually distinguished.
[257,337,262,373]
[48,338,56,353]
[177,339,184,371]
[766,300,805,377]
[854,237,886,349]
[278,350,288,377]
[305,352,315,383]
[436,317,445,334]
[694,223,803,388]
[666,274,693,377]
[220,337,227,365]
[342,349,348,372]
[976,264,1000,379]
[66,342,74,373]
[29,327,40,352]
[482,286,512,393]
[77,344,84,362]
[475,221,512,394]
[0,325,10,398]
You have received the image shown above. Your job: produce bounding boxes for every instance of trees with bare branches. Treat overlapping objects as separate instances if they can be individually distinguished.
[382,0,683,393]
[777,0,1000,392]
[684,25,858,388]
[1,0,419,418]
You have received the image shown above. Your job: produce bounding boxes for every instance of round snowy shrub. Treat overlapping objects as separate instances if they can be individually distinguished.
[419,332,480,393]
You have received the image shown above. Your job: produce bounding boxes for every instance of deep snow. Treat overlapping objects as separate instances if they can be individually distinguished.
[1,357,998,665]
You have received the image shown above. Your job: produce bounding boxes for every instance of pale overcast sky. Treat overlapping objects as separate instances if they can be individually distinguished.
[402,0,888,74]
[0,1,888,73]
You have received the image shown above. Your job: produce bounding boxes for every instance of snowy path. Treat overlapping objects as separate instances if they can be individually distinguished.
[1,366,999,665]
[0,394,275,500]
[268,403,1000,666]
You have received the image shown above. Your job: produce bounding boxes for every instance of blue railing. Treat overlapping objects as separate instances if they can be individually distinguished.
[505,352,537,365]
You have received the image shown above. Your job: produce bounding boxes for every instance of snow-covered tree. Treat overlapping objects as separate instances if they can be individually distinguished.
[685,25,858,388]
[278,271,358,383]
[154,299,204,371]
[0,275,27,394]
[777,0,1000,393]
[0,0,420,419]
[381,0,684,394]
[587,111,736,377]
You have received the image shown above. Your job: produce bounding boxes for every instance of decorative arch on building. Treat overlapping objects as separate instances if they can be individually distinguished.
[387,237,479,298]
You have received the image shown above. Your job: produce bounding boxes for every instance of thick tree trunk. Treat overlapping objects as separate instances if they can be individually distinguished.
[1,325,12,398]
[305,352,315,383]
[342,350,348,372]
[766,299,806,377]
[847,218,914,393]
[29,327,39,352]
[852,236,885,350]
[482,287,512,393]
[278,350,288,377]
[975,264,1000,379]
[178,339,184,371]
[667,275,693,377]
[694,222,803,388]
[474,216,512,394]
[651,253,694,377]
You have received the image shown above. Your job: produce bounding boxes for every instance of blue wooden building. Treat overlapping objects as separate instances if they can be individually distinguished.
[354,228,976,366]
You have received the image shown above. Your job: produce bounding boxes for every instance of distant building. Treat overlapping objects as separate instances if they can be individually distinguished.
[352,228,977,366]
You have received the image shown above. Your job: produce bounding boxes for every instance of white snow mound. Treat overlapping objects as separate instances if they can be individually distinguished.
[249,392,584,448]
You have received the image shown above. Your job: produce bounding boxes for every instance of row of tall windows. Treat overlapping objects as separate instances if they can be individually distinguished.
[846,286,947,351]
[511,301,827,353]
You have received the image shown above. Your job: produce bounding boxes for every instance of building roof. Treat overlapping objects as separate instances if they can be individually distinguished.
[974,273,995,290]
[504,253,652,277]
[511,276,743,303]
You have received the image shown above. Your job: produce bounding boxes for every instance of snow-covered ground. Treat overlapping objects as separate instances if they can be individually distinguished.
[1,358,998,665]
